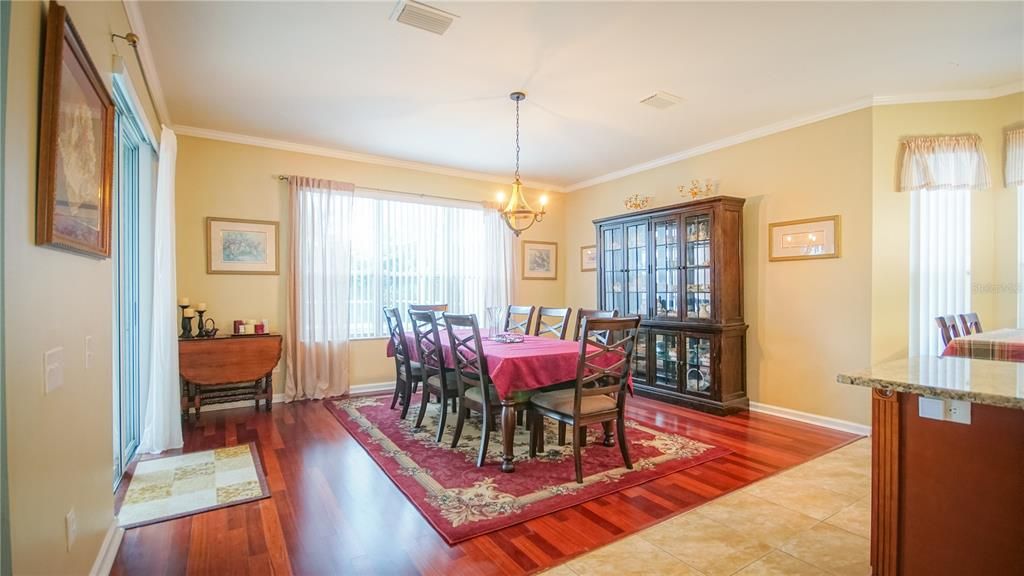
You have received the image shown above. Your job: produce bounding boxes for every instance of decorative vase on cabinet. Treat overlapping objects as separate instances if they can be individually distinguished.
[594,196,747,415]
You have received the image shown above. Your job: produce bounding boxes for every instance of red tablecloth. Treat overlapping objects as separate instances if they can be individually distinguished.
[387,331,613,400]
[941,328,1024,362]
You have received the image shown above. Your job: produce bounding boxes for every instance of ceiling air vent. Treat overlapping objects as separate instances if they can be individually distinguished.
[391,1,458,35]
[640,91,682,110]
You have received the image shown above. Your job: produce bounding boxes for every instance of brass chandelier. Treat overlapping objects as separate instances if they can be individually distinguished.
[497,91,546,236]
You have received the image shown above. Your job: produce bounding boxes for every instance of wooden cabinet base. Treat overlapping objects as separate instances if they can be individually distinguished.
[871,390,1024,575]
[634,383,749,415]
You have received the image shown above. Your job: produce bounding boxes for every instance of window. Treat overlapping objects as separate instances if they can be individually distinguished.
[349,193,488,338]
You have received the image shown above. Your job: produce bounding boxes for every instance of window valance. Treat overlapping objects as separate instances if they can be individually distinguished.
[899,134,991,192]
[1006,127,1024,188]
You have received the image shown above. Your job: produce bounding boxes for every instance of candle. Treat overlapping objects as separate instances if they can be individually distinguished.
[183,308,196,318]
[196,302,207,312]
[178,297,190,306]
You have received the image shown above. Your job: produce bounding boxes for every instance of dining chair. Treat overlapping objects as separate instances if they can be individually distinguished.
[409,309,458,442]
[444,313,533,467]
[410,304,448,312]
[384,306,422,419]
[935,315,963,347]
[533,307,573,339]
[503,305,536,335]
[529,316,641,483]
[958,312,983,336]
[572,309,619,342]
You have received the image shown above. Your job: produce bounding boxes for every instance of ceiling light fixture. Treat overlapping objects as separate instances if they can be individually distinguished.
[497,91,546,236]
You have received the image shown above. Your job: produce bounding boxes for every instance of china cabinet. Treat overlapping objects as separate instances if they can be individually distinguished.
[595,196,747,415]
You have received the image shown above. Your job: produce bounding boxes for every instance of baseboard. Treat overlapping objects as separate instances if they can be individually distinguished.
[202,393,286,413]
[89,519,124,576]
[348,381,394,396]
[749,401,871,436]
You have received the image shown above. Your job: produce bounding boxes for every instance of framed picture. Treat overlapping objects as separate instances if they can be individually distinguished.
[580,244,597,272]
[35,2,114,258]
[522,241,558,280]
[768,215,841,262]
[207,217,280,275]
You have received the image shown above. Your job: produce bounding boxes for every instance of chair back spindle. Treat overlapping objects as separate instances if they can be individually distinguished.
[958,312,983,335]
[572,308,619,342]
[573,316,642,416]
[443,313,493,406]
[534,307,573,339]
[503,305,536,335]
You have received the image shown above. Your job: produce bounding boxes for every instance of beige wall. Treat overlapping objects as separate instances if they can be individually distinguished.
[870,93,1024,363]
[4,1,160,574]
[175,135,566,390]
[564,109,875,426]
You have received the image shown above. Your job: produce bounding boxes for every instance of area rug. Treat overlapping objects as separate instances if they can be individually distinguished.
[326,394,730,544]
[117,443,270,529]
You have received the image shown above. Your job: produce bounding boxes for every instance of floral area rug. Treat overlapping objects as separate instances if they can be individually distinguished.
[326,393,730,544]
[117,443,270,529]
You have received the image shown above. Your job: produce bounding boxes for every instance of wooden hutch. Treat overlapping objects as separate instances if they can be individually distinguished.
[594,196,747,415]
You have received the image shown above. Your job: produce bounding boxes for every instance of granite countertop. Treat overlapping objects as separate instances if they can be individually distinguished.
[837,356,1024,410]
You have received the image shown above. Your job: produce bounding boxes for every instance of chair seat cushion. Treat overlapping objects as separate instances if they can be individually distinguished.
[426,371,457,391]
[530,389,617,415]
[464,384,533,405]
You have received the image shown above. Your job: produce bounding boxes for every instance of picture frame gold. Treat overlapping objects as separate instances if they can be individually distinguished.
[35,1,114,258]
[521,240,558,280]
[580,244,597,272]
[768,215,841,262]
[206,217,280,275]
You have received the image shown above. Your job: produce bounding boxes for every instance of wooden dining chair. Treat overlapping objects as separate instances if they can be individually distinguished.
[958,312,983,336]
[533,307,573,339]
[409,309,458,442]
[935,315,963,347]
[384,306,422,419]
[410,304,448,312]
[444,313,533,467]
[572,309,619,342]
[503,305,536,335]
[529,316,642,483]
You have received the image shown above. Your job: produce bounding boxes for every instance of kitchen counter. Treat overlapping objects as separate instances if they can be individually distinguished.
[837,355,1024,410]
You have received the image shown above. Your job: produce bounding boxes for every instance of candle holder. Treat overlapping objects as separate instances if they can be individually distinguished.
[179,304,194,339]
[196,310,207,337]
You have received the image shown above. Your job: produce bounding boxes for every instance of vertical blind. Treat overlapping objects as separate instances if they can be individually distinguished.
[349,193,488,338]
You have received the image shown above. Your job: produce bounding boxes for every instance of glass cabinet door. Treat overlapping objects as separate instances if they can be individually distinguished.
[631,328,648,384]
[653,217,681,319]
[623,221,648,316]
[684,335,713,395]
[684,212,713,320]
[601,225,625,313]
[651,331,680,390]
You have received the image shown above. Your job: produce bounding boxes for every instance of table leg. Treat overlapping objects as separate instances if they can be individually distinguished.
[500,399,516,473]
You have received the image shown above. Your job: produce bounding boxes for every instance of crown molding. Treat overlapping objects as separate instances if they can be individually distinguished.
[567,82,1024,192]
[173,125,565,192]
[122,0,172,126]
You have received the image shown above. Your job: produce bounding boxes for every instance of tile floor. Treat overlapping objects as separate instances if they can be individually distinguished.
[543,437,871,576]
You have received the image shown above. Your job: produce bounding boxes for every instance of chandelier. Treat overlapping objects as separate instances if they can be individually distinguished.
[497,91,546,236]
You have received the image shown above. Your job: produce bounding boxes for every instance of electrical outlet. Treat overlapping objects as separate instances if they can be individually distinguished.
[85,335,94,369]
[44,347,64,394]
[65,508,77,551]
[946,399,972,425]
[918,396,971,425]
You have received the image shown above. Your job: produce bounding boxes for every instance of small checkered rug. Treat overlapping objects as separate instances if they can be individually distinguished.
[117,443,270,529]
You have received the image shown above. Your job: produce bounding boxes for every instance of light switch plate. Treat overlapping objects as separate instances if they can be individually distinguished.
[918,396,945,420]
[44,347,64,394]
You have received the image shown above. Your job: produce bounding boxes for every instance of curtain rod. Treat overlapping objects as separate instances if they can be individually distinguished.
[275,175,494,208]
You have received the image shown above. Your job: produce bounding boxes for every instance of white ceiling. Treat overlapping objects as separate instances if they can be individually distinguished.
[137,1,1024,190]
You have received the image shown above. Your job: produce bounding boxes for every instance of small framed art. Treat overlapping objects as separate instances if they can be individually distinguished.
[768,215,841,262]
[522,241,558,280]
[206,217,280,275]
[580,245,597,272]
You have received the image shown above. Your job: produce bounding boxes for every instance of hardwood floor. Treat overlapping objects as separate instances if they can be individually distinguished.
[112,395,858,575]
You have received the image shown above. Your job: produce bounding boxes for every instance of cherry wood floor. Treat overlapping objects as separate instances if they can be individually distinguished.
[112,396,858,575]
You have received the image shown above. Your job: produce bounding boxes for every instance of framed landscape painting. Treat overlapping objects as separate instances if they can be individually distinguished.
[522,241,558,280]
[35,2,114,258]
[207,217,279,275]
[768,215,841,262]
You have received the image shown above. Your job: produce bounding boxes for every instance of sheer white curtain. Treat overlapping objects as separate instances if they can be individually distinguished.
[902,134,989,355]
[484,208,515,313]
[1008,128,1024,327]
[139,126,182,454]
[285,177,354,401]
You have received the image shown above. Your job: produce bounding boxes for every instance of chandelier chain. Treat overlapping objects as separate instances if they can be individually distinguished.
[515,98,521,181]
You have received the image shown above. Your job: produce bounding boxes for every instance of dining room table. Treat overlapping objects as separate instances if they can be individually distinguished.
[388,329,594,472]
[941,328,1024,362]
